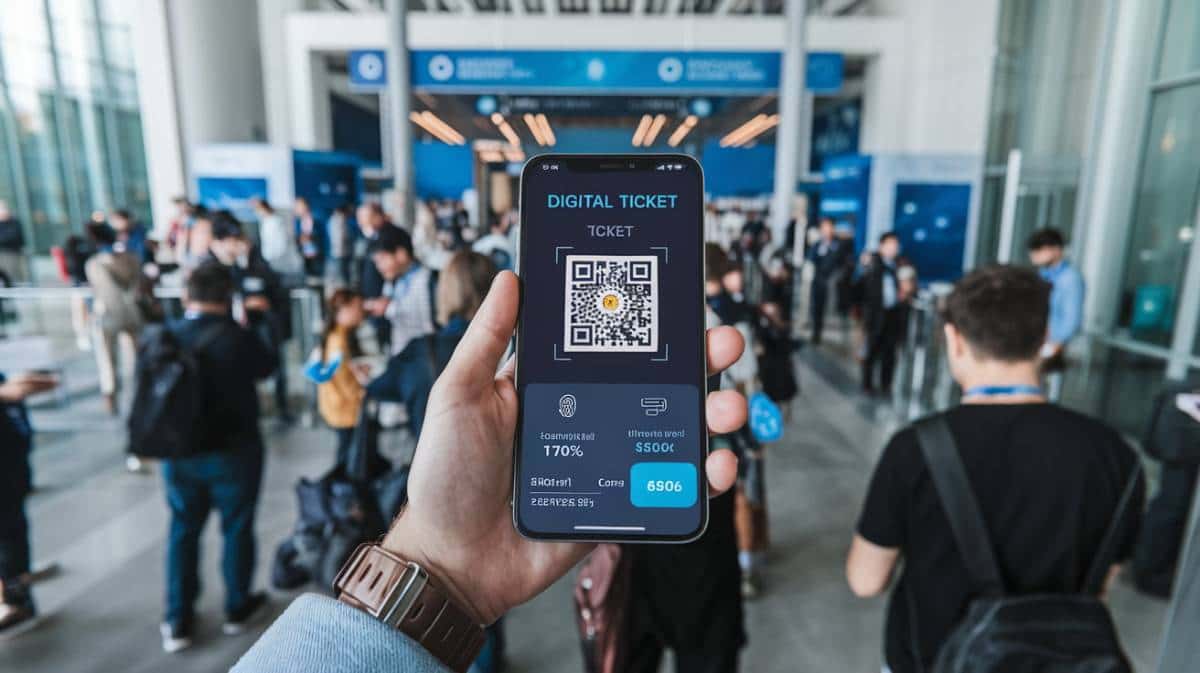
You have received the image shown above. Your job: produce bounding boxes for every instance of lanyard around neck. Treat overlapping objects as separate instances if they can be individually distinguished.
[963,384,1044,398]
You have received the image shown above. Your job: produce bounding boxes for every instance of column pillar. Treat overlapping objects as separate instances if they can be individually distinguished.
[387,0,414,227]
[769,0,807,244]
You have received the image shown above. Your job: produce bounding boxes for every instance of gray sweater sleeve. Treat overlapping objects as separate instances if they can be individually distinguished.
[231,593,454,673]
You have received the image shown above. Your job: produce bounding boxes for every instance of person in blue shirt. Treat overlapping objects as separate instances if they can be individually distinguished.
[110,209,149,263]
[1027,229,1084,400]
[0,371,57,637]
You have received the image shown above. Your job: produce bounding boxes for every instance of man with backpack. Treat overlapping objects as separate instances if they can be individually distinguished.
[132,262,278,653]
[207,212,295,424]
[846,265,1144,673]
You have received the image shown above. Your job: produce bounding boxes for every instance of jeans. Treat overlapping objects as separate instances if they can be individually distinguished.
[334,427,355,469]
[162,448,264,625]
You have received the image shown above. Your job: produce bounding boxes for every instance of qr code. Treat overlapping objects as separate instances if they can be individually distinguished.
[564,255,658,352]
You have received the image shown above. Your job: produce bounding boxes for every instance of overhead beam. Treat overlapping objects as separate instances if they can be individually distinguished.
[286,11,901,51]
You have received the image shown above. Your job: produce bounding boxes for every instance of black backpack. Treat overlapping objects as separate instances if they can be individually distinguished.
[127,323,224,458]
[913,416,1141,673]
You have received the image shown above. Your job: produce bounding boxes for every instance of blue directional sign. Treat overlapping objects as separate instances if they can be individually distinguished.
[352,49,842,94]
[410,50,844,94]
[349,49,387,88]
[806,52,844,93]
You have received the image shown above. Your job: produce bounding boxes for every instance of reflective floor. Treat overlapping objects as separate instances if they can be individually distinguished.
[2,348,1168,673]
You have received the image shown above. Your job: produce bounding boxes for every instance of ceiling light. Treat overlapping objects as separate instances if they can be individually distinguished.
[667,115,698,147]
[490,113,522,147]
[642,114,668,146]
[410,111,464,145]
[536,114,556,146]
[523,113,547,146]
[631,114,652,147]
[719,113,780,148]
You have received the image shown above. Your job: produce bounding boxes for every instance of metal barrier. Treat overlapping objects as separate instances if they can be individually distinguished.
[891,287,958,421]
[0,285,324,413]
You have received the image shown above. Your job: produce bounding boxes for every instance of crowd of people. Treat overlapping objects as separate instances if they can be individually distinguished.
[0,192,1196,673]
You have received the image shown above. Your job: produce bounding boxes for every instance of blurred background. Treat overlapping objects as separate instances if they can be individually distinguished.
[0,1,1199,672]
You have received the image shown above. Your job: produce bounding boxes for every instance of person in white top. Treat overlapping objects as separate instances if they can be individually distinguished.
[471,210,516,271]
[251,198,301,276]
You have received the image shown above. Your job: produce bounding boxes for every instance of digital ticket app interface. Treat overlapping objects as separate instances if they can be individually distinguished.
[517,157,705,539]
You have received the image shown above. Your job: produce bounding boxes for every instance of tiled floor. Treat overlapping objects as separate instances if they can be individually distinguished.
[2,349,1170,673]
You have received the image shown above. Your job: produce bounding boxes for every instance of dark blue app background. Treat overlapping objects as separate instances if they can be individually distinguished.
[515,156,706,540]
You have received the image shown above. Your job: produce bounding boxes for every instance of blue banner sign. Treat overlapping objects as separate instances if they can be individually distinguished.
[349,49,387,88]
[409,50,843,94]
[806,52,843,93]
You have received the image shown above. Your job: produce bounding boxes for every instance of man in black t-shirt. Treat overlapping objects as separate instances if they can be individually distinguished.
[846,265,1144,673]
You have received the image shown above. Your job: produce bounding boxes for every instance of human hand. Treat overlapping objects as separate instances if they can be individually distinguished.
[243,295,271,312]
[0,372,59,402]
[381,271,746,625]
[349,361,374,385]
[364,298,389,317]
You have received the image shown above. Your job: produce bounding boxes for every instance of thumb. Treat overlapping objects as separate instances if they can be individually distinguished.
[441,271,519,387]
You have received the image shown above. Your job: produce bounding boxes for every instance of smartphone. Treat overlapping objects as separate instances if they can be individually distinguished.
[513,154,707,543]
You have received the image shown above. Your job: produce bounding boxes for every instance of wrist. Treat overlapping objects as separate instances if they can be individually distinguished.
[381,515,491,625]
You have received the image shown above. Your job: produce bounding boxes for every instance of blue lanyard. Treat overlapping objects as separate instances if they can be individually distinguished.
[964,384,1044,398]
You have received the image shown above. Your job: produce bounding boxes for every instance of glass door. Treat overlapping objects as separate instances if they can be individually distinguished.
[995,150,1082,263]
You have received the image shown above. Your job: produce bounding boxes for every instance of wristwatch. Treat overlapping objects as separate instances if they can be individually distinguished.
[334,544,486,672]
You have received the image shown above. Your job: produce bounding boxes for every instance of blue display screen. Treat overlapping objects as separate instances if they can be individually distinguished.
[514,155,707,541]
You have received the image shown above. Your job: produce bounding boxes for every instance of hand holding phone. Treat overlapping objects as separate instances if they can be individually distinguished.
[512,155,710,542]
[379,271,745,624]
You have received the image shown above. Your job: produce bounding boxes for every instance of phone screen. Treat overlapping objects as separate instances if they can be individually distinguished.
[513,154,707,542]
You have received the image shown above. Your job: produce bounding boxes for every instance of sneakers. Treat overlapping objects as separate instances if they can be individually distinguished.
[222,593,269,635]
[160,619,194,653]
[125,455,148,473]
[0,579,38,639]
[740,571,761,600]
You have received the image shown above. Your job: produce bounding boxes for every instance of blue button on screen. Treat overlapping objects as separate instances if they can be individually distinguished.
[630,462,698,508]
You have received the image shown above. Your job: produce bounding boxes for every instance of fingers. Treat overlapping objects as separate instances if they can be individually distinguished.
[706,448,737,497]
[706,389,747,435]
[706,326,744,376]
[442,271,519,387]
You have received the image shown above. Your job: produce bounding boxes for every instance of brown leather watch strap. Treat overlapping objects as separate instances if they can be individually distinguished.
[334,544,486,672]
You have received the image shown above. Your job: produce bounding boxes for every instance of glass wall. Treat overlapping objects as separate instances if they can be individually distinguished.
[0,0,150,254]
[974,0,1109,266]
[1115,84,1200,347]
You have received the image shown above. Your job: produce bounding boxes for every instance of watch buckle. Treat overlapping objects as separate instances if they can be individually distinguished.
[378,561,429,628]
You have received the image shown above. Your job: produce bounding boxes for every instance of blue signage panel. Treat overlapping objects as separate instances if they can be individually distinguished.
[892,182,971,285]
[806,52,843,93]
[349,49,387,88]
[412,50,781,93]
[196,177,268,225]
[341,49,845,94]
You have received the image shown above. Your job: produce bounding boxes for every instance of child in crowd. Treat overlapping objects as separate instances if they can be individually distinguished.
[314,289,370,467]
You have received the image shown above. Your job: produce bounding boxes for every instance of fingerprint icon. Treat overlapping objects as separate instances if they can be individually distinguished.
[558,394,578,418]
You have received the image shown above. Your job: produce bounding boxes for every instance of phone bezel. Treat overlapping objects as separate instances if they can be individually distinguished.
[511,153,710,544]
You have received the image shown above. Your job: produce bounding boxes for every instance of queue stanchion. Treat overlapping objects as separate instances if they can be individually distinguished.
[906,297,931,421]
